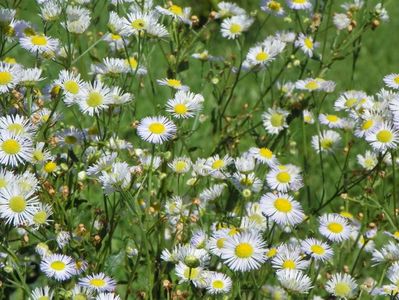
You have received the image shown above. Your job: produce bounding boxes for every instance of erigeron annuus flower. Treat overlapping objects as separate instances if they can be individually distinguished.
[31,203,53,228]
[40,253,75,281]
[303,109,314,124]
[205,272,232,294]
[0,168,15,190]
[260,192,304,226]
[357,150,378,170]
[300,238,333,261]
[78,80,112,116]
[166,90,204,119]
[249,146,278,165]
[19,67,44,86]
[245,38,286,68]
[168,156,192,174]
[0,114,36,137]
[156,4,192,25]
[262,108,289,135]
[99,162,132,194]
[40,0,61,21]
[199,184,226,202]
[0,186,39,226]
[271,244,309,271]
[319,113,345,129]
[296,77,334,92]
[175,262,206,287]
[220,231,266,272]
[295,33,318,57]
[19,34,59,54]
[286,0,312,10]
[334,90,369,111]
[79,273,117,292]
[157,78,188,91]
[124,57,147,75]
[365,122,399,152]
[266,164,303,192]
[325,273,358,299]
[0,62,20,94]
[71,285,94,300]
[319,213,352,242]
[333,13,351,30]
[65,6,91,34]
[96,293,121,300]
[56,127,84,148]
[232,172,262,192]
[123,11,157,36]
[55,70,86,105]
[372,241,399,265]
[221,15,254,39]
[215,2,246,19]
[261,0,285,16]
[277,269,312,294]
[384,73,399,90]
[137,116,177,144]
[311,130,341,153]
[0,131,33,167]
[30,286,54,300]
[110,86,133,105]
[205,154,233,175]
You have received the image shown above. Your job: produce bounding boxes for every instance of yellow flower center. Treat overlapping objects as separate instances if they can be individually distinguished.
[270,113,284,127]
[235,242,254,258]
[320,138,333,149]
[216,238,226,249]
[89,278,106,287]
[64,135,78,145]
[4,57,16,64]
[2,139,21,155]
[282,259,296,269]
[174,103,188,115]
[259,147,273,158]
[334,282,351,297]
[256,51,269,62]
[212,159,225,169]
[169,5,183,16]
[38,297,50,300]
[268,1,282,10]
[73,294,87,300]
[376,129,393,143]
[266,248,277,258]
[293,0,306,3]
[167,79,181,88]
[305,80,319,90]
[394,231,399,238]
[394,76,399,85]
[131,19,146,30]
[64,80,79,94]
[87,92,103,108]
[345,98,357,108]
[310,244,325,255]
[228,227,238,236]
[7,123,24,135]
[0,178,6,188]
[361,119,373,130]
[240,177,253,186]
[44,161,57,173]
[274,197,292,213]
[175,161,187,172]
[50,260,65,271]
[183,267,199,280]
[111,34,121,40]
[33,210,48,225]
[276,171,291,183]
[127,57,138,69]
[212,280,225,289]
[149,122,166,134]
[326,115,339,122]
[9,196,26,213]
[31,35,48,46]
[304,37,313,49]
[230,24,242,34]
[0,71,12,85]
[327,222,343,233]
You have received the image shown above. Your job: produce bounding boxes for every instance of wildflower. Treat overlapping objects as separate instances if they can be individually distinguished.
[0,132,33,167]
[295,33,318,57]
[166,90,204,119]
[78,81,112,116]
[261,0,285,16]
[137,116,177,144]
[221,15,254,39]
[40,253,75,281]
[79,273,117,292]
[325,273,358,299]
[20,34,59,54]
[262,108,289,135]
[301,238,334,261]
[0,62,20,93]
[365,122,399,152]
[205,272,232,294]
[319,214,352,242]
[266,164,303,192]
[277,269,312,294]
[311,130,341,153]
[157,78,189,91]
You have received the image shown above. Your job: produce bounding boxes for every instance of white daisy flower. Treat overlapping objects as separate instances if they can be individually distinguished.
[261,0,285,16]
[271,244,309,271]
[286,0,312,10]
[384,73,399,90]
[311,130,341,153]
[40,253,75,281]
[221,15,254,39]
[221,231,266,272]
[333,13,351,30]
[137,116,177,144]
[266,164,303,192]
[156,4,192,25]
[325,273,358,299]
[20,67,44,86]
[110,86,133,105]
[232,172,262,192]
[78,80,112,116]
[208,228,231,257]
[65,6,91,34]
[99,162,132,194]
[96,293,121,300]
[303,109,314,124]
[0,131,33,167]
[319,213,352,242]
[0,168,16,190]
[124,57,147,75]
[357,150,378,170]
[215,2,246,19]
[0,62,20,93]
[365,122,399,152]
[0,114,36,137]
[249,146,278,165]
[245,38,286,68]
[70,285,95,300]
[19,34,59,54]
[166,90,203,119]
[205,272,232,294]
[262,108,289,135]
[55,70,86,105]
[31,203,53,229]
[157,78,189,91]
[123,11,158,36]
[260,192,304,226]
[79,273,117,292]
[199,184,226,202]
[300,238,333,261]
[175,262,206,287]
[205,154,233,175]
[40,0,62,21]
[334,90,369,111]
[277,269,312,294]
[30,286,54,300]
[294,33,318,57]
[318,113,345,128]
[168,156,192,174]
